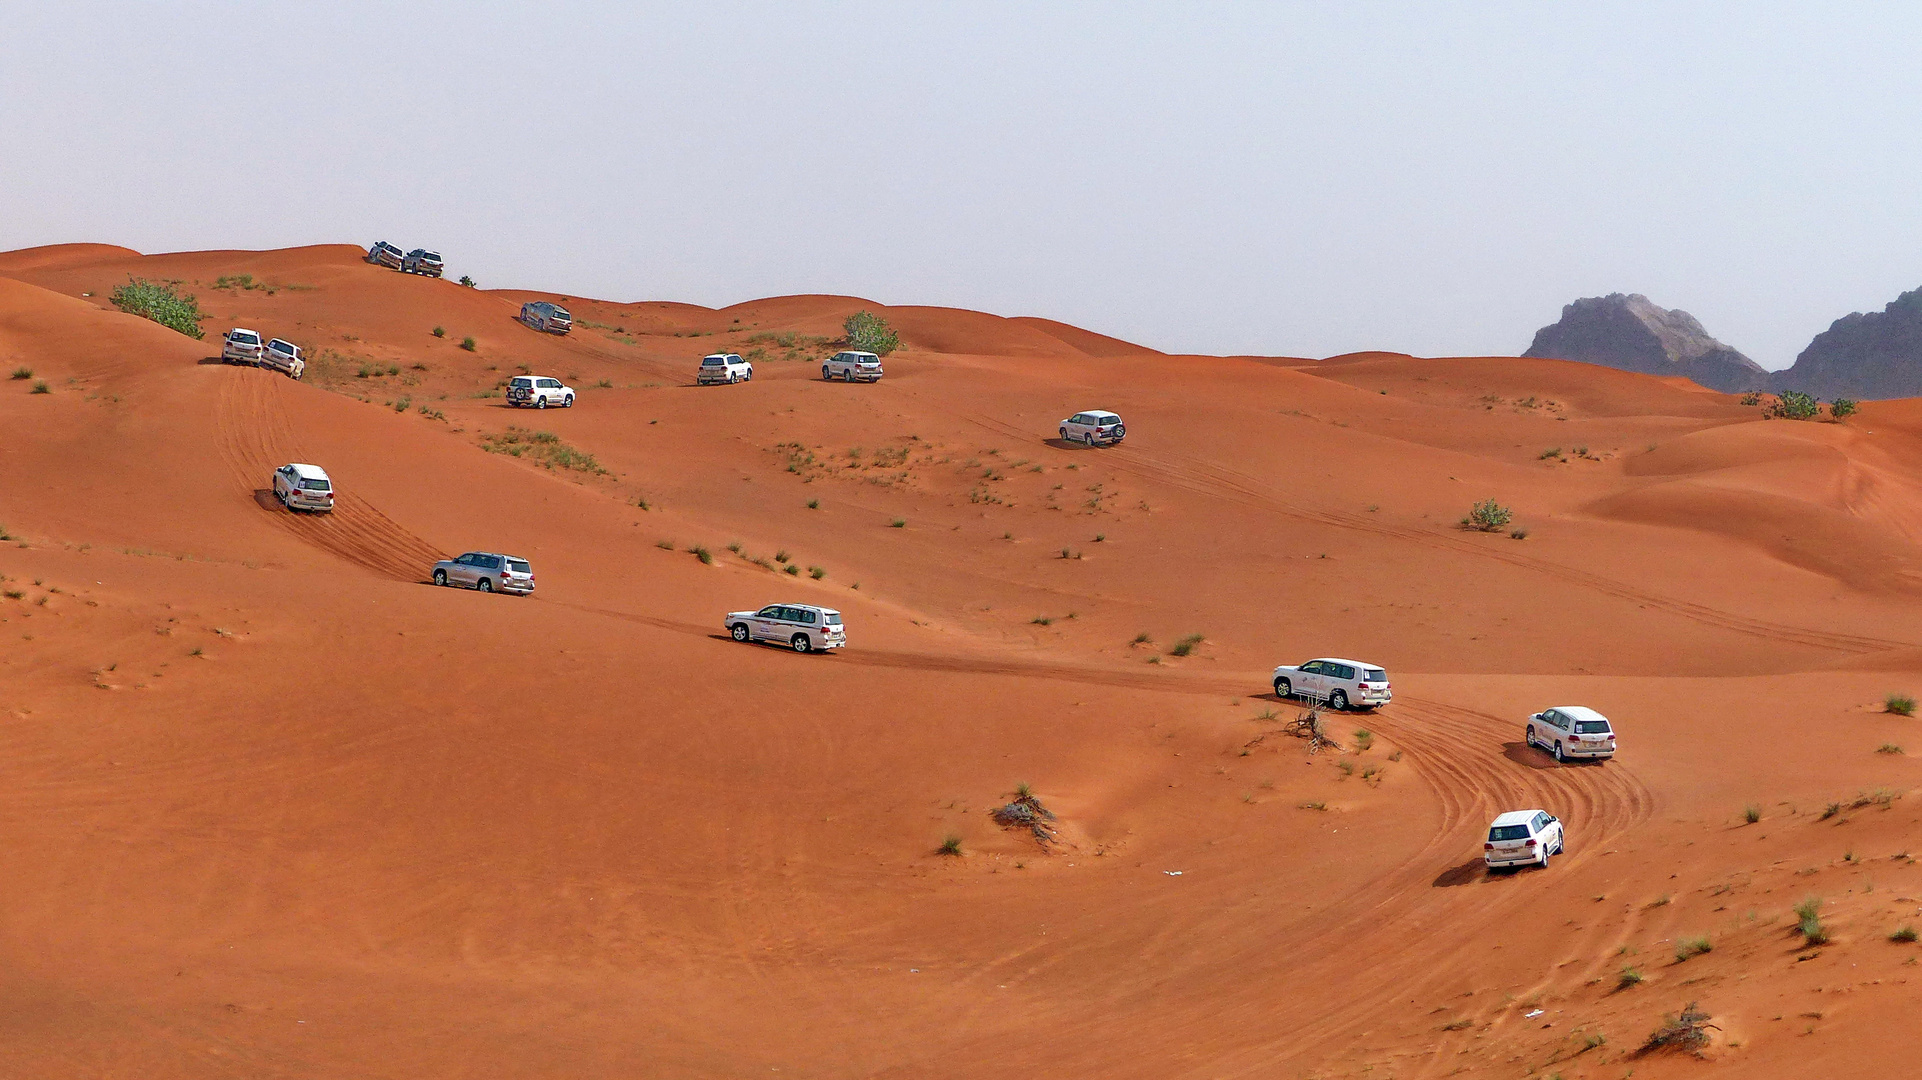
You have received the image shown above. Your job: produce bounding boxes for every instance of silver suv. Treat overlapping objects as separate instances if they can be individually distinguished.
[402,249,443,277]
[432,551,535,594]
[725,604,845,652]
[520,301,572,335]
[367,241,404,269]
[822,350,883,382]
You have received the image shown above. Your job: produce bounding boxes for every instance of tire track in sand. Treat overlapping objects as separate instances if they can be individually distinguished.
[215,369,446,581]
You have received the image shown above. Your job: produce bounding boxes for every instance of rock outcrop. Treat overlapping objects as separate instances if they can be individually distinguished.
[1524,293,1768,393]
[1770,286,1922,401]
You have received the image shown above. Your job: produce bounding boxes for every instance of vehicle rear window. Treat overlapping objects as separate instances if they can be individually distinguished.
[1575,720,1611,734]
[1364,668,1387,682]
[513,377,534,386]
[825,613,842,625]
[507,560,530,574]
[703,357,723,365]
[234,332,258,344]
[1489,825,1530,842]
[299,479,330,491]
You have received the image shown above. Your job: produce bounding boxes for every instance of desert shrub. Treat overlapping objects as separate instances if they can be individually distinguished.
[1617,966,1643,988]
[392,396,411,413]
[1767,389,1820,420]
[478,427,607,474]
[458,275,476,288]
[691,545,713,565]
[1353,729,1373,751]
[809,566,826,579]
[1885,693,1915,716]
[1891,925,1918,942]
[432,326,445,337]
[1131,631,1152,645]
[1461,499,1513,531]
[1795,896,1827,944]
[889,518,906,528]
[1032,616,1053,626]
[843,311,900,356]
[1640,1002,1716,1055]
[1877,743,1904,755]
[1674,936,1712,962]
[937,834,963,856]
[30,381,49,394]
[1509,528,1529,540]
[459,337,477,352]
[1743,804,1761,824]
[1830,397,1858,419]
[1170,633,1204,657]
[806,499,819,509]
[1539,447,1562,460]
[655,539,675,550]
[1739,391,1762,406]
[9,366,30,380]
[109,277,205,339]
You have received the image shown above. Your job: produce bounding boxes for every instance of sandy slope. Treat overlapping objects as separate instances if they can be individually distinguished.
[3,244,1922,1078]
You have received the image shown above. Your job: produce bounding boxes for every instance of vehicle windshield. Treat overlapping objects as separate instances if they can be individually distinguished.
[1575,720,1611,734]
[234,333,258,344]
[1364,668,1387,682]
[299,479,330,491]
[1489,825,1530,842]
[507,560,531,574]
[825,613,843,625]
[552,310,571,320]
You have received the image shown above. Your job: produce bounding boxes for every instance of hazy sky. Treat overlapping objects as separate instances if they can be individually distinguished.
[5,3,1920,368]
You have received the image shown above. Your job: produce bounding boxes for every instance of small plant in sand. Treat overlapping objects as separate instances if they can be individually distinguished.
[459,336,478,352]
[30,381,50,394]
[9,366,30,380]
[1891,925,1918,943]
[458,275,476,288]
[1829,397,1858,420]
[843,310,901,356]
[1877,743,1904,755]
[109,277,205,339]
[1031,616,1053,626]
[1885,692,1915,716]
[806,498,820,509]
[1794,896,1828,945]
[1131,631,1152,645]
[655,539,675,550]
[1674,936,1712,962]
[1353,729,1373,751]
[1766,390,1820,420]
[431,326,446,337]
[1640,1002,1717,1055]
[479,428,606,474]
[1743,804,1761,824]
[1509,528,1529,540]
[809,566,826,579]
[1739,391,1762,406]
[783,564,800,575]
[1461,499,1513,532]
[1169,633,1204,657]
[690,545,714,565]
[991,784,1059,846]
[936,834,963,857]
[889,518,906,528]
[1617,966,1643,988]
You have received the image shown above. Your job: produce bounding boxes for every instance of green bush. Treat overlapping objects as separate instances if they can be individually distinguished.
[432,326,446,337]
[1170,633,1204,657]
[1768,389,1820,420]
[1739,391,1762,406]
[843,311,900,356]
[458,275,476,288]
[1886,693,1916,716]
[9,366,30,380]
[30,381,50,394]
[1830,397,1858,419]
[1461,499,1513,532]
[109,277,205,339]
[459,337,477,352]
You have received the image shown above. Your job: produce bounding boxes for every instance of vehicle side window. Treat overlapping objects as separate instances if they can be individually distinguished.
[1533,813,1549,831]
[1552,711,1568,729]
[757,606,780,618]
[799,610,817,625]
[1334,664,1355,680]
[485,556,502,569]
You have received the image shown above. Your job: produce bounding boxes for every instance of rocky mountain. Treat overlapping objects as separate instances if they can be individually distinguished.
[1770,286,1922,401]
[1523,293,1768,393]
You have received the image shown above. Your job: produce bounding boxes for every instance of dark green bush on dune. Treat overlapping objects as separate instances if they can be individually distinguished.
[109,277,205,340]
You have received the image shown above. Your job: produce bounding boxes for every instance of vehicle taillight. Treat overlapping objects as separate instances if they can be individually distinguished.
[1524,839,1537,847]
[1483,842,1494,851]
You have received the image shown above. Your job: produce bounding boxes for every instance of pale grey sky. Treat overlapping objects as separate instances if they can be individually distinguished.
[4,2,1919,368]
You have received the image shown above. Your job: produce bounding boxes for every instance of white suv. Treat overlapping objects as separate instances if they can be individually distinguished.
[697,353,753,385]
[431,551,535,594]
[263,338,305,378]
[1059,410,1125,446]
[1271,658,1391,711]
[272,463,334,512]
[1484,809,1564,870]
[822,350,883,382]
[725,604,846,653]
[1526,706,1617,762]
[222,327,266,365]
[506,375,575,408]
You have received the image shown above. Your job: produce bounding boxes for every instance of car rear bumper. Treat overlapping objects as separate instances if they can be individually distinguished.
[1485,853,1540,867]
[499,582,535,594]
[1565,745,1615,758]
[288,499,333,511]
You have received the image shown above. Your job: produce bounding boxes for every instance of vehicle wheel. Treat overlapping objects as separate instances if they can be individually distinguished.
[1275,678,1292,699]
[730,623,751,643]
[1554,741,1565,763]
[1526,725,1536,749]
[1060,428,1070,441]
[478,578,493,593]
[433,569,448,586]
[791,633,813,654]
[535,397,547,409]
[822,367,832,380]
[1539,847,1551,868]
[1329,689,1349,711]
[563,394,574,407]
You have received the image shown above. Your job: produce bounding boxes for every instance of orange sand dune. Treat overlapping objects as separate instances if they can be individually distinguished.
[3,242,1922,1078]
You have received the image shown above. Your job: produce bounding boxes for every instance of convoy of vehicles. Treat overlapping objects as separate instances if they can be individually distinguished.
[725,604,846,653]
[1272,658,1391,711]
[520,301,572,334]
[262,338,305,378]
[432,552,536,594]
[1484,810,1564,870]
[222,327,266,365]
[272,463,334,512]
[1059,410,1126,446]
[401,249,444,277]
[697,353,753,384]
[505,375,575,408]
[821,350,884,382]
[1526,706,1617,762]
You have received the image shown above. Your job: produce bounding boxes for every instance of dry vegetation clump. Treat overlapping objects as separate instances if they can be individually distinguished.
[991,784,1059,847]
[1638,1002,1717,1056]
[1461,499,1513,532]
[479,428,608,474]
